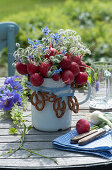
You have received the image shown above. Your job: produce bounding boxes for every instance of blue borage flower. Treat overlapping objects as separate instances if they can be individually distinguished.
[61,48,67,56]
[95,81,99,92]
[42,46,48,52]
[28,38,39,49]
[52,68,62,75]
[41,26,50,36]
[50,33,61,44]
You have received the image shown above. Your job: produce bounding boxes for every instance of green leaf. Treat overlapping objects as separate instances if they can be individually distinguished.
[27,124,32,132]
[9,127,18,135]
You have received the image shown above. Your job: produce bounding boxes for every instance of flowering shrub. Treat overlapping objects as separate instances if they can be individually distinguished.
[14,27,91,87]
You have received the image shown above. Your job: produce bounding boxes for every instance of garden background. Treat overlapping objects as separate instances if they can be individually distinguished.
[0,0,112,77]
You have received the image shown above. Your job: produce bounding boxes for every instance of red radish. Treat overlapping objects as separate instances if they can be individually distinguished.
[16,62,28,75]
[39,62,52,77]
[30,73,44,86]
[44,45,58,59]
[51,73,61,81]
[62,70,74,85]
[75,72,88,85]
[76,119,90,134]
[60,56,71,69]
[69,62,80,76]
[27,62,39,75]
[70,56,81,65]
[79,61,86,72]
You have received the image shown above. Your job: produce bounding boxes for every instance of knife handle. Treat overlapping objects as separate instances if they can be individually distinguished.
[78,128,106,146]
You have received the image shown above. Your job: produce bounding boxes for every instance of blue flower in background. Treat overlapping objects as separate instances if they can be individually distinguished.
[10,81,23,92]
[95,81,99,91]
[0,76,23,112]
[4,76,21,85]
[28,38,35,46]
[1,89,12,97]
[0,96,14,111]
[50,33,61,44]
[34,39,39,46]
[0,90,15,111]
[0,89,22,111]
[13,93,22,107]
[0,87,5,94]
[28,38,39,49]
[41,26,50,36]
[4,77,14,85]
[4,77,22,92]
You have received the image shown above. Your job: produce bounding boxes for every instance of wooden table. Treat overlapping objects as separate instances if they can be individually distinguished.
[0,77,112,169]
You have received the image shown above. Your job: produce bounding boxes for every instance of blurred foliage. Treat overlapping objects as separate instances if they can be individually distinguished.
[1,0,112,70]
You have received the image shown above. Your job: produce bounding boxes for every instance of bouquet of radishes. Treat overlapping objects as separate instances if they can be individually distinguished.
[14,27,91,87]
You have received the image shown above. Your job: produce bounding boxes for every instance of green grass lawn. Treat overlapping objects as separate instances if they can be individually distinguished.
[0,0,65,20]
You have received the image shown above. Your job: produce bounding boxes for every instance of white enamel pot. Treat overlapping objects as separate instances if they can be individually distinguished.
[31,78,91,131]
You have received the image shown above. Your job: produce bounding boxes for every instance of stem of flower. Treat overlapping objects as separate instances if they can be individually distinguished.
[21,147,58,164]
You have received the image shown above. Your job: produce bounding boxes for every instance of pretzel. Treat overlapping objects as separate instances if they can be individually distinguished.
[53,98,66,118]
[48,93,57,102]
[68,96,79,113]
[31,91,79,118]
[71,82,78,89]
[30,91,45,111]
[71,82,75,89]
[42,92,57,102]
[30,91,37,106]
[42,92,49,101]
[35,91,45,111]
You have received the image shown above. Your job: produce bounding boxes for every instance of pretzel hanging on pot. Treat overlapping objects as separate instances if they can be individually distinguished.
[71,82,78,89]
[53,98,66,118]
[68,96,79,113]
[39,92,57,102]
[48,93,57,102]
[30,91,45,111]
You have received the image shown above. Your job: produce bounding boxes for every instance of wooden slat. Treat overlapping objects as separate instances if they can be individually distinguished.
[0,156,109,169]
[0,149,92,159]
[0,141,52,151]
[0,134,67,143]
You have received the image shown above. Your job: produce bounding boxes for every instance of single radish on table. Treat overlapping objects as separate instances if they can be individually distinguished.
[76,119,90,134]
